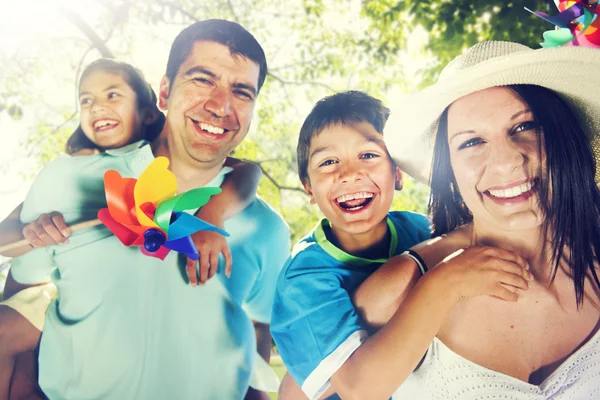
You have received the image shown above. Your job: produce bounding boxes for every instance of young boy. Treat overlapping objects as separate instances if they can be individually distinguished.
[270,91,431,399]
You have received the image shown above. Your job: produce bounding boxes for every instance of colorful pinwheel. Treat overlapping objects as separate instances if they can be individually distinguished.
[526,0,600,48]
[97,156,228,260]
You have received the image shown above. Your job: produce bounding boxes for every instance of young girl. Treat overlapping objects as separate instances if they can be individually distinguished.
[0,58,261,399]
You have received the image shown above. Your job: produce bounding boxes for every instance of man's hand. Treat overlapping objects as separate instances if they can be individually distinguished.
[186,229,232,286]
[22,211,71,247]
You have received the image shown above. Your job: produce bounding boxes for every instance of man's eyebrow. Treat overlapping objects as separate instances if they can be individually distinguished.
[183,66,217,78]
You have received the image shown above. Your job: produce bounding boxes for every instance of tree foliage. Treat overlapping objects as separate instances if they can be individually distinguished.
[2,0,554,242]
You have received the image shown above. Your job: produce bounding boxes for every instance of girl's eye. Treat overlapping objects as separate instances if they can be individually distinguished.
[319,159,337,167]
[108,92,120,99]
[458,138,484,150]
[360,153,379,159]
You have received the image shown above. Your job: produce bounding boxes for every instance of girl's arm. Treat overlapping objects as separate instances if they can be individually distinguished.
[186,158,261,286]
[328,245,532,400]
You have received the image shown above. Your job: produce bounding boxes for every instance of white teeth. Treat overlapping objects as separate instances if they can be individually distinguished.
[94,119,117,129]
[199,122,225,134]
[336,192,374,203]
[488,181,534,198]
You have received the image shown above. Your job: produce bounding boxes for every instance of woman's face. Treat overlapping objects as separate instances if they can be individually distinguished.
[447,87,545,231]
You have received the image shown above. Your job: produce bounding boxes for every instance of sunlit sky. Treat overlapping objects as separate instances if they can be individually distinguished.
[0,0,433,222]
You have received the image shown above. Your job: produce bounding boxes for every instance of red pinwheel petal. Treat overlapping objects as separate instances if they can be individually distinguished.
[104,170,138,225]
[98,208,142,246]
[141,245,171,260]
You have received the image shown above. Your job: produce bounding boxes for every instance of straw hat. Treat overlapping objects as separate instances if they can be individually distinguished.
[385,41,600,183]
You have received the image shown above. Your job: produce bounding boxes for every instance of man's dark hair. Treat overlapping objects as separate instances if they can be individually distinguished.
[297,90,390,184]
[165,19,267,94]
[429,84,600,307]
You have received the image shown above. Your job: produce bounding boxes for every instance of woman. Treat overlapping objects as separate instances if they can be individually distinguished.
[352,41,600,398]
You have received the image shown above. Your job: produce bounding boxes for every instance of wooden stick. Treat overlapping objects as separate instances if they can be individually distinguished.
[0,219,103,254]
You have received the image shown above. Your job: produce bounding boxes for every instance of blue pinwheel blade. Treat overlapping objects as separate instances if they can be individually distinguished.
[166,212,229,241]
[164,236,199,260]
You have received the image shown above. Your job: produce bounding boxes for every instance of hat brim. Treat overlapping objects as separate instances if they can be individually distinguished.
[385,45,600,183]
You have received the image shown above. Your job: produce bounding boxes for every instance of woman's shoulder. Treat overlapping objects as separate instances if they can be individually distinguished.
[411,224,473,270]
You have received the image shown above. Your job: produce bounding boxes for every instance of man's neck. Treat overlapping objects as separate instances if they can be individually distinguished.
[151,134,226,193]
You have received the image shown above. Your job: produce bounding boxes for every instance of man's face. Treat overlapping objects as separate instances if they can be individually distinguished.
[159,41,260,168]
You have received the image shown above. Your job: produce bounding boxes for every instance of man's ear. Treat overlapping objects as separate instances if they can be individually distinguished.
[302,181,317,205]
[394,166,403,191]
[158,75,170,111]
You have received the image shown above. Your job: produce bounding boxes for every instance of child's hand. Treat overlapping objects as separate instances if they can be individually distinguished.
[186,230,232,287]
[22,211,71,247]
[429,246,534,302]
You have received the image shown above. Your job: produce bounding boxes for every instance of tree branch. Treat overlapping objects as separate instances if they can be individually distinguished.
[56,3,114,58]
[244,161,306,195]
[268,72,337,93]
[227,0,240,23]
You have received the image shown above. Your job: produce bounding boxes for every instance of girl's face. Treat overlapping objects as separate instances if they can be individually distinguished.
[79,70,144,149]
[447,87,545,232]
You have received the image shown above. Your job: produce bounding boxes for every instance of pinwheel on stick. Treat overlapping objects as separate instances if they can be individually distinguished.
[98,156,228,260]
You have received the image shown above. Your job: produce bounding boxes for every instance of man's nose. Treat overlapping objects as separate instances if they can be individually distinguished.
[204,88,232,118]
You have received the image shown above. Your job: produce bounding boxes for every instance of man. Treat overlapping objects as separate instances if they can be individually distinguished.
[7,19,289,399]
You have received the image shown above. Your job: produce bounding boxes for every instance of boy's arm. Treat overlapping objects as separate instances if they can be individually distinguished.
[329,246,532,400]
[187,158,261,285]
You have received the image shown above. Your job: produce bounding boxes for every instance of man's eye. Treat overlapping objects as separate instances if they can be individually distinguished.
[194,77,211,84]
[234,90,254,101]
[458,138,483,150]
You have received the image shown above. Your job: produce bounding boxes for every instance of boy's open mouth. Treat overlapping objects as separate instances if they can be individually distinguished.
[335,192,374,211]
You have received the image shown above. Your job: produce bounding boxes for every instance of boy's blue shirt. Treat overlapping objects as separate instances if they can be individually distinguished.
[271,211,430,400]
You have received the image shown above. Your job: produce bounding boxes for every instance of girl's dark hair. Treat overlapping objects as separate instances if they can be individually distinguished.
[429,84,600,307]
[65,59,165,155]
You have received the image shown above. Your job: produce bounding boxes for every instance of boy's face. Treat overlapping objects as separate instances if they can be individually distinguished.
[303,121,402,237]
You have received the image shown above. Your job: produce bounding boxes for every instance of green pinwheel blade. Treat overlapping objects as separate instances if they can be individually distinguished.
[154,187,223,234]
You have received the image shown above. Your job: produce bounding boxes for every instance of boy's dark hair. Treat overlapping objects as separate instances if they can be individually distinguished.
[165,19,268,94]
[65,59,165,155]
[429,84,600,307]
[297,90,391,184]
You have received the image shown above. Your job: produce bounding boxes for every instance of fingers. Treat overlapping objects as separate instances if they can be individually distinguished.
[223,246,232,278]
[490,283,520,302]
[186,258,198,287]
[22,212,70,247]
[495,270,530,290]
[479,247,529,270]
[207,252,219,282]
[199,252,210,285]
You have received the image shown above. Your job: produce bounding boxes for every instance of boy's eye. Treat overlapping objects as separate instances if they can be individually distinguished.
[458,137,484,150]
[360,153,379,159]
[318,159,337,167]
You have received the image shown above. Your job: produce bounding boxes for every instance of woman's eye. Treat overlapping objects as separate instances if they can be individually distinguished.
[458,138,483,150]
[80,98,91,106]
[513,121,538,134]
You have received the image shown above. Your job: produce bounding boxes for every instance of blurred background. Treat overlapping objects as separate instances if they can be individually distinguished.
[0,0,551,396]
